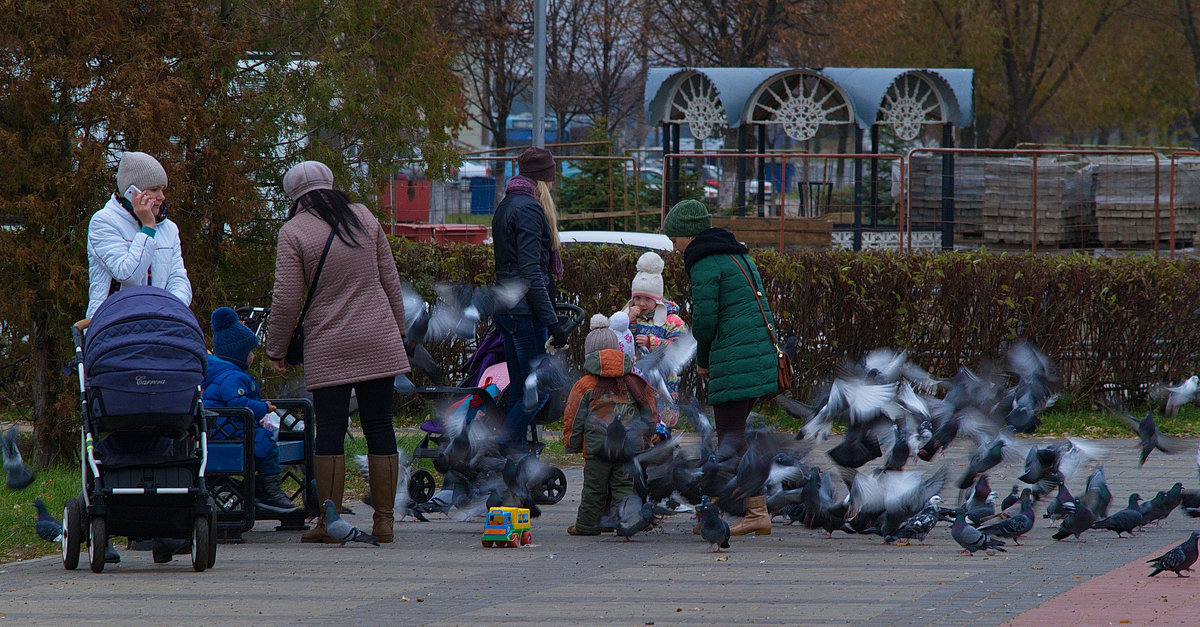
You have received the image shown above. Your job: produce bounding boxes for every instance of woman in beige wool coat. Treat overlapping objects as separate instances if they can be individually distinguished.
[266,160,410,544]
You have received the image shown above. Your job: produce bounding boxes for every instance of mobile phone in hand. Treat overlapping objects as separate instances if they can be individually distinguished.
[123,184,141,201]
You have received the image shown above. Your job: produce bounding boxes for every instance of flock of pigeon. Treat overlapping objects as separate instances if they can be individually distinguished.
[5,277,1200,579]
[366,329,1200,578]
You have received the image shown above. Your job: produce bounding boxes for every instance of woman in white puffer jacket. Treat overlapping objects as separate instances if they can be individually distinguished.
[85,151,191,319]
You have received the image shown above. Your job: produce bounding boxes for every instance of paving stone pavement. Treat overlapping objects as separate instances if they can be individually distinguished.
[2,436,1198,626]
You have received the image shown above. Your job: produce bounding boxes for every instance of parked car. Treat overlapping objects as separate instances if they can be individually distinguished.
[558,230,673,251]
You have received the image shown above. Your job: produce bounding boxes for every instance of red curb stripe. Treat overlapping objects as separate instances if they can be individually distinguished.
[1006,539,1200,626]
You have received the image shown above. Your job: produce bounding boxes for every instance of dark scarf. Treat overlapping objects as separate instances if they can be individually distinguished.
[683,227,748,274]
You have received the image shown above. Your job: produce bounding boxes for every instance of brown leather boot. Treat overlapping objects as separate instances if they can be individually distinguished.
[368,453,398,543]
[301,454,345,543]
[693,497,717,534]
[729,495,771,536]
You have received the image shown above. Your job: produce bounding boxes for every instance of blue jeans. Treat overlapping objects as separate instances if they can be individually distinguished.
[495,314,549,450]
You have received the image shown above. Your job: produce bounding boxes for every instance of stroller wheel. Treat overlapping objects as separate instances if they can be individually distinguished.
[409,470,436,504]
[535,467,567,505]
[88,516,107,574]
[62,497,82,570]
[191,516,211,572]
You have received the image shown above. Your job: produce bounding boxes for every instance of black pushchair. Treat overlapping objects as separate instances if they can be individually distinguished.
[408,302,584,506]
[64,286,218,572]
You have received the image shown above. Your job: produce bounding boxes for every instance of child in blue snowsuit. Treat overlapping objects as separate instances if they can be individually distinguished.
[202,307,297,514]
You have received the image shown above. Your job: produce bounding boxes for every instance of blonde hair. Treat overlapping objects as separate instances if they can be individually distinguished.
[537,179,560,249]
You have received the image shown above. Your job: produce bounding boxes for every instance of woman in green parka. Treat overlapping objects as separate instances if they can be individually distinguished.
[663,199,781,536]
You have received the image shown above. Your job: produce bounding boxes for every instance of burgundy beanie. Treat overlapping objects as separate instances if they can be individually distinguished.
[517,147,555,182]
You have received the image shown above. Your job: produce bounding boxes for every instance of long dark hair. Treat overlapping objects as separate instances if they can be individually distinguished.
[288,188,365,247]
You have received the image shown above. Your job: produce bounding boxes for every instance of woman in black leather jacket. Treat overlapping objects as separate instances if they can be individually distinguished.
[491,147,566,454]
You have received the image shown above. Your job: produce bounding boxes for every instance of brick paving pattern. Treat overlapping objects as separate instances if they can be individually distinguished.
[1,436,1197,625]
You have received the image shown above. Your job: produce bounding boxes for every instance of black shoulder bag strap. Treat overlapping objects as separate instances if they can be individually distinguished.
[297,230,337,328]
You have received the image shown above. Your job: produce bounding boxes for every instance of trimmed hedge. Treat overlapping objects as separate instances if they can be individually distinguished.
[388,238,1200,409]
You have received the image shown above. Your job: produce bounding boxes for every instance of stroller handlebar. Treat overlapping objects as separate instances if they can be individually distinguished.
[554,303,586,334]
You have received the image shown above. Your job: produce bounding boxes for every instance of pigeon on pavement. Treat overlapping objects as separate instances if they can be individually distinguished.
[951,511,1006,555]
[979,497,1034,545]
[323,499,379,546]
[1091,494,1144,538]
[1147,531,1200,577]
[33,498,63,543]
[892,496,950,546]
[598,494,657,542]
[697,495,730,552]
[2,425,35,490]
[1052,498,1096,542]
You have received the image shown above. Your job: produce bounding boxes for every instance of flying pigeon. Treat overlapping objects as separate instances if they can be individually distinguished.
[1116,410,1181,466]
[1164,375,1199,417]
[322,499,379,546]
[956,428,1019,490]
[1080,467,1113,518]
[33,498,63,542]
[523,353,571,412]
[2,425,34,490]
[951,510,1006,555]
[632,329,698,401]
[1147,531,1200,577]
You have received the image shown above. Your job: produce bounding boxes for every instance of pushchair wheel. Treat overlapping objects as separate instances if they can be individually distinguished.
[191,516,212,572]
[62,497,82,570]
[534,467,567,504]
[409,470,436,504]
[88,516,107,573]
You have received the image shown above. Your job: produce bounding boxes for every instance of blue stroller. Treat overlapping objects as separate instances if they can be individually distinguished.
[64,286,218,572]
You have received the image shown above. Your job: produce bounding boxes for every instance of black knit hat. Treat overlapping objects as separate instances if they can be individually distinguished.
[517,147,555,182]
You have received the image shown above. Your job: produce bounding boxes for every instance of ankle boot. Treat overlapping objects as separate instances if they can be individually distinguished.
[256,472,301,514]
[693,497,717,534]
[729,495,771,536]
[301,454,345,543]
[367,453,398,543]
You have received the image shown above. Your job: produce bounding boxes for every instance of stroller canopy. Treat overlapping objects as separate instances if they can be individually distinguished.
[85,286,207,419]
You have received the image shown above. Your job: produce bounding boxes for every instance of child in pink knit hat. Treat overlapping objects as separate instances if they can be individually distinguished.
[623,252,688,421]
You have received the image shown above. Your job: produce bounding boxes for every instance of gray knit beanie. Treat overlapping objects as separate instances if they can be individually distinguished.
[583,313,619,354]
[283,160,335,202]
[116,151,168,195]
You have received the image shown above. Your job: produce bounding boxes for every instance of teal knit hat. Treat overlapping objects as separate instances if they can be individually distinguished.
[663,199,712,237]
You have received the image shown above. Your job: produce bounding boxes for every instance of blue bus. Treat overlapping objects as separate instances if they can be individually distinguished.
[506,113,559,146]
